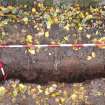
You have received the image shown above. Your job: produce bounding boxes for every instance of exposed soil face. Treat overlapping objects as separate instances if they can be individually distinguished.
[0,45,105,83]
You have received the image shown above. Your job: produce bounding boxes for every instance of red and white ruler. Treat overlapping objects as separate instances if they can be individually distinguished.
[0,43,105,48]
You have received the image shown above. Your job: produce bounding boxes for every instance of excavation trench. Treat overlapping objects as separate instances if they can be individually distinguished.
[0,47,105,83]
[0,23,105,83]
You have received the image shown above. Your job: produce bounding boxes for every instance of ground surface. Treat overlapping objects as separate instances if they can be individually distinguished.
[0,78,105,105]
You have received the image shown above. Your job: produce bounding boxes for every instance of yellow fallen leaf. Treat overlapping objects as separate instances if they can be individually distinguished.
[45,31,49,38]
[71,94,78,101]
[18,84,27,93]
[0,87,6,96]
[38,88,43,93]
[64,36,68,41]
[78,26,83,31]
[24,5,27,8]
[86,34,91,39]
[47,17,53,29]
[45,88,49,95]
[23,17,28,21]
[12,90,18,97]
[26,35,33,43]
[32,8,36,13]
[90,7,99,13]
[28,48,35,55]
[64,24,70,31]
[48,86,56,93]
[80,12,85,18]
[8,6,13,10]
[96,30,99,35]
[86,15,93,20]
[23,17,29,24]
[95,91,102,96]
[47,23,51,29]
[38,3,44,8]
[91,52,96,58]
[60,98,65,104]
[51,92,60,97]
[87,56,92,61]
